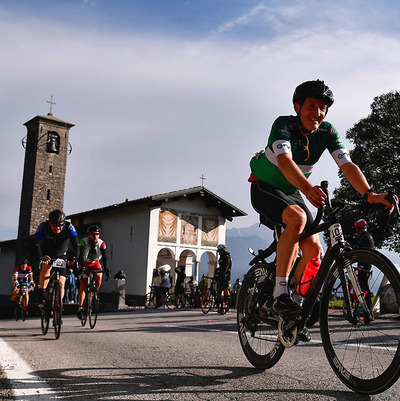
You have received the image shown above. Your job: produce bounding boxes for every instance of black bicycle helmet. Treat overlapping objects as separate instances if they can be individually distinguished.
[87,225,101,234]
[49,209,65,226]
[19,258,29,266]
[293,79,334,108]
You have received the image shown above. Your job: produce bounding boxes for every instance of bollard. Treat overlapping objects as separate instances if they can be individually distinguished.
[112,270,126,309]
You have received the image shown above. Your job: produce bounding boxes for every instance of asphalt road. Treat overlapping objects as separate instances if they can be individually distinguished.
[0,308,399,400]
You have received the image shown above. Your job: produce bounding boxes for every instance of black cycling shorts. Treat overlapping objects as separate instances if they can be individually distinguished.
[250,181,313,230]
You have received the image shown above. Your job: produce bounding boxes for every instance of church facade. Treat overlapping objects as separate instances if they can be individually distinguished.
[67,187,246,302]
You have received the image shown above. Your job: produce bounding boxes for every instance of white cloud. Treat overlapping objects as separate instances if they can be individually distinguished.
[1,2,400,241]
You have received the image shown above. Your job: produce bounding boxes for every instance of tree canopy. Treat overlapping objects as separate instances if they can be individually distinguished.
[332,91,400,251]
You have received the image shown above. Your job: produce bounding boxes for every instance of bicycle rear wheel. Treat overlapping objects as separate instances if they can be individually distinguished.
[88,291,99,329]
[201,289,214,314]
[21,294,27,322]
[41,296,50,335]
[52,281,62,340]
[14,302,20,322]
[237,263,285,369]
[320,249,400,394]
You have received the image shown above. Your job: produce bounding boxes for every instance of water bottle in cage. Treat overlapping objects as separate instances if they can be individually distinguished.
[297,257,320,296]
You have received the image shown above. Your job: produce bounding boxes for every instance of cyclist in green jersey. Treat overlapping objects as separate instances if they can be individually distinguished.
[249,80,393,336]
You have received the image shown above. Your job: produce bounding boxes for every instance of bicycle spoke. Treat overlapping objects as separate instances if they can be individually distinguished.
[320,249,400,394]
[237,263,284,369]
[88,291,99,329]
[53,281,62,339]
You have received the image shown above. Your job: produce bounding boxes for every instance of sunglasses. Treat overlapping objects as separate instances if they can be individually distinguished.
[51,222,64,228]
[300,135,310,161]
[90,232,100,236]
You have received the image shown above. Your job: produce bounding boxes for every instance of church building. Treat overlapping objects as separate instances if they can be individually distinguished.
[0,108,246,303]
[67,186,245,303]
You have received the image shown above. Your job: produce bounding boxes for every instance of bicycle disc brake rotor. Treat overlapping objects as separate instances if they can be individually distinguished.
[278,316,297,348]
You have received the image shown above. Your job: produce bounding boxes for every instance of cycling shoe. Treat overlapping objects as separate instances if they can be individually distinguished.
[297,327,311,342]
[273,294,302,315]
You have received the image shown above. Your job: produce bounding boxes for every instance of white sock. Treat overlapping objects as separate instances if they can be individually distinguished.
[274,277,289,298]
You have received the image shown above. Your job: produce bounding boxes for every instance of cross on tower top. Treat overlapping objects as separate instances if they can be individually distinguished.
[199,174,206,187]
[46,95,56,115]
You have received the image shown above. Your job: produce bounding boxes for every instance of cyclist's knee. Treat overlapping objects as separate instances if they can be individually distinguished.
[282,205,307,233]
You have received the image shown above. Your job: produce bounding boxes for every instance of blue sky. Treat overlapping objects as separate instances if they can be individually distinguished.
[1,0,400,260]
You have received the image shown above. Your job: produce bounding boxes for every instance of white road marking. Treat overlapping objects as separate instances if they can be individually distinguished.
[0,337,56,399]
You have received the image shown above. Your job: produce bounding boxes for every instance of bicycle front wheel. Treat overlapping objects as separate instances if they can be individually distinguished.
[320,249,400,394]
[201,289,214,314]
[237,263,284,369]
[52,281,62,340]
[88,291,99,329]
[164,293,175,309]
[144,292,156,308]
[217,289,230,315]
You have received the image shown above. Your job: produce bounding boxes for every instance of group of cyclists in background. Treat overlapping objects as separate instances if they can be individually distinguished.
[12,209,237,318]
[12,209,110,322]
[146,243,235,311]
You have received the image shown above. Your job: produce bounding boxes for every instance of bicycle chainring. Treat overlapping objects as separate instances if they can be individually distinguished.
[278,316,298,348]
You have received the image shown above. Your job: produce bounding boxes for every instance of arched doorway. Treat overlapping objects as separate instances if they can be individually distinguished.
[198,250,217,281]
[153,247,176,286]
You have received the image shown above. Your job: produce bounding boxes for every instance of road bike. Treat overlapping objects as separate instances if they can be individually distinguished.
[80,269,102,329]
[169,285,197,308]
[144,285,173,309]
[200,275,230,315]
[41,258,65,340]
[237,181,400,394]
[13,283,34,322]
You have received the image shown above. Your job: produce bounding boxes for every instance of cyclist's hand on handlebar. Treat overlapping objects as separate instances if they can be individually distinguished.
[367,192,395,213]
[305,185,327,208]
[40,255,51,266]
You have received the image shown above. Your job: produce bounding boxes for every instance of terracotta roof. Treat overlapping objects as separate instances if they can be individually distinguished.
[67,186,247,221]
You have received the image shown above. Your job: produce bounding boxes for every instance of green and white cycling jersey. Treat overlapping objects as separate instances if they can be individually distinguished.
[250,115,351,194]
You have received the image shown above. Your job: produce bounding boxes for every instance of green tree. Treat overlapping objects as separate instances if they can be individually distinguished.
[332,91,400,251]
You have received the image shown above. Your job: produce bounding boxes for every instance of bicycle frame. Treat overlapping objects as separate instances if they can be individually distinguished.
[41,258,65,339]
[238,182,400,394]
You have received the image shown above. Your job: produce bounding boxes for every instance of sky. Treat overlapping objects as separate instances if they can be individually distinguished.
[1,0,400,245]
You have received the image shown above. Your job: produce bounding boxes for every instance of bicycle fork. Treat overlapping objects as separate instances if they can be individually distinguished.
[340,256,374,324]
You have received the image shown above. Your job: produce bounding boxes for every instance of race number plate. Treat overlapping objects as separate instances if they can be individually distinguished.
[329,223,344,246]
[54,258,66,268]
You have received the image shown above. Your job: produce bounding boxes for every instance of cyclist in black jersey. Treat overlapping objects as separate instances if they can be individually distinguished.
[249,80,393,331]
[34,209,79,307]
[354,219,375,309]
[215,244,232,291]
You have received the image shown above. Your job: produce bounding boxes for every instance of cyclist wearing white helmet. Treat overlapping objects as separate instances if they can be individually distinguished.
[248,80,393,340]
[77,225,109,319]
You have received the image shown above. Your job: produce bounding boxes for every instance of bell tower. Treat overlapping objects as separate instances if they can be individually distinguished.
[17,101,74,242]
